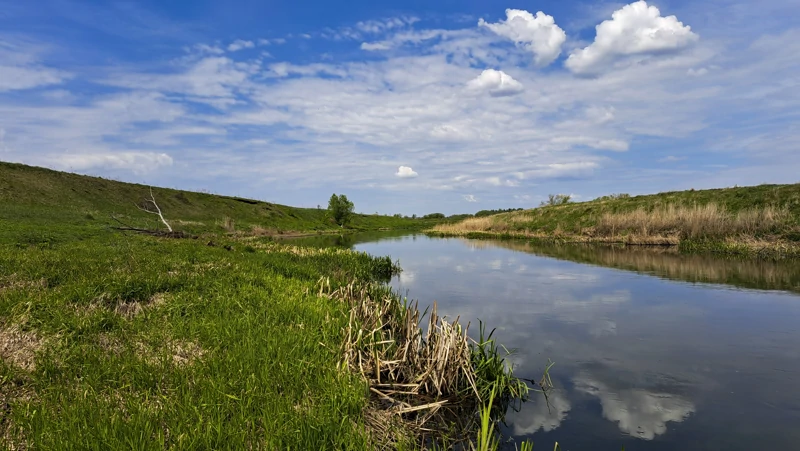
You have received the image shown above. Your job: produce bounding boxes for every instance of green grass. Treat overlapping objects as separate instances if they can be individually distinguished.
[1,222,409,449]
[0,161,440,237]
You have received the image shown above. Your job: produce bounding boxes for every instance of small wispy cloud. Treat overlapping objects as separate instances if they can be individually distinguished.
[658,155,687,163]
[463,194,479,202]
[227,39,255,52]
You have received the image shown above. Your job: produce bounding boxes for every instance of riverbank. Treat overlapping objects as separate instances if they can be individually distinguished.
[429,184,800,258]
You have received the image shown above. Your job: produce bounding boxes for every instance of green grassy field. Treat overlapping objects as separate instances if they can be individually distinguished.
[431,184,800,257]
[1,218,409,449]
[0,162,532,450]
[0,161,439,238]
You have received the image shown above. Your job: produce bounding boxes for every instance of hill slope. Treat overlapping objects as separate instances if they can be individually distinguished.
[0,161,436,240]
[431,184,800,256]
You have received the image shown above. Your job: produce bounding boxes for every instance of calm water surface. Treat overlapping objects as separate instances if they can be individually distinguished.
[294,233,800,450]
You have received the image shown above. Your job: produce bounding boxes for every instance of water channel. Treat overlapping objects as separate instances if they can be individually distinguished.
[289,232,800,450]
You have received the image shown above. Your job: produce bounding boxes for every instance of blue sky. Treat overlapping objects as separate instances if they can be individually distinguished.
[1,0,798,215]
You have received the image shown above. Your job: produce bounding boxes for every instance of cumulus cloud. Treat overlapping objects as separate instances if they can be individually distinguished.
[566,1,699,75]
[227,40,255,52]
[479,9,566,66]
[396,165,418,178]
[463,194,478,202]
[466,69,524,97]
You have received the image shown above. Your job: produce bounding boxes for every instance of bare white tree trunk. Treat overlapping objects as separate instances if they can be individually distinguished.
[136,187,172,232]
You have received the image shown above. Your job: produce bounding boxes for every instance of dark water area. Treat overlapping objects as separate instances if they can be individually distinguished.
[288,233,800,450]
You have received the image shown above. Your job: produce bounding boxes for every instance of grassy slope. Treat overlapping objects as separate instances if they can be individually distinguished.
[0,217,405,449]
[0,161,438,237]
[0,162,419,449]
[431,184,800,255]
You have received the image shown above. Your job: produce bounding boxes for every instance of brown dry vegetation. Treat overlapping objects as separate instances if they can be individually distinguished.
[0,326,45,372]
[431,202,800,255]
[318,279,527,449]
[594,204,790,239]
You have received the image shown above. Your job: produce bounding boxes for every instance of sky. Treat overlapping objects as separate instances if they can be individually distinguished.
[1,0,798,215]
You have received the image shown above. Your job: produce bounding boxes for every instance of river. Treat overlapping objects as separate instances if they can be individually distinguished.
[287,232,800,450]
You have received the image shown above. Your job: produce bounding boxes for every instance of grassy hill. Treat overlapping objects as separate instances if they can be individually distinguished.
[0,161,526,449]
[431,184,800,257]
[0,161,438,241]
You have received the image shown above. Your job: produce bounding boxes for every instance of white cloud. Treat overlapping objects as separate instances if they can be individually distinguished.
[267,62,347,78]
[687,67,709,76]
[49,151,173,175]
[356,16,418,34]
[194,43,225,55]
[566,1,699,75]
[0,42,69,92]
[258,38,286,46]
[361,42,392,51]
[521,162,600,179]
[463,194,478,202]
[466,69,524,97]
[479,9,566,66]
[227,39,255,52]
[396,165,418,178]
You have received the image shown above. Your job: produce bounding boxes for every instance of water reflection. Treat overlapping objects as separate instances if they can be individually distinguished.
[351,235,800,450]
[573,374,695,440]
[510,390,571,435]
[470,239,800,294]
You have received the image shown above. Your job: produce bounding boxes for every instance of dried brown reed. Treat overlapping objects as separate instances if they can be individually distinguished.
[596,204,789,239]
[318,278,522,448]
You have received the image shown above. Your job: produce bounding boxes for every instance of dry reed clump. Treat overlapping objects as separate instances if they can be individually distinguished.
[431,217,496,235]
[596,204,790,239]
[318,279,524,448]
